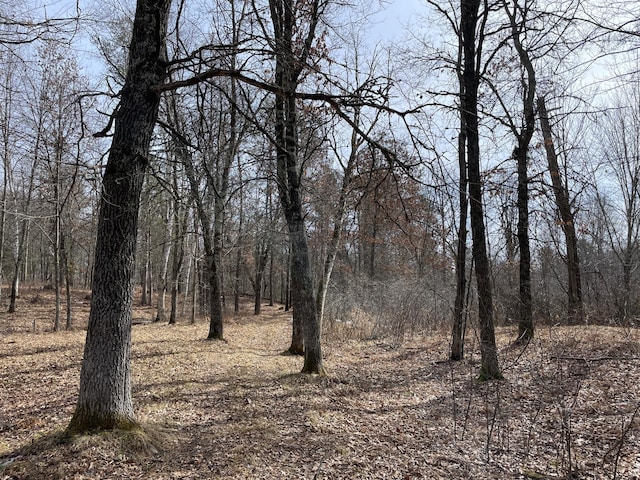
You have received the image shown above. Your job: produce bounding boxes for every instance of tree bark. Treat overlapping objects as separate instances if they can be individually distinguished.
[451,35,468,361]
[155,200,172,322]
[537,96,584,324]
[316,119,358,325]
[506,0,536,343]
[66,0,171,434]
[461,0,502,380]
[253,244,269,315]
[451,120,468,361]
[169,205,186,325]
[270,0,324,373]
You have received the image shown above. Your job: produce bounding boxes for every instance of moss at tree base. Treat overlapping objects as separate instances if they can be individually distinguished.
[64,410,139,438]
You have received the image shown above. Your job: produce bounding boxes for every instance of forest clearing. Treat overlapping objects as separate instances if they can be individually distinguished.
[1,287,640,479]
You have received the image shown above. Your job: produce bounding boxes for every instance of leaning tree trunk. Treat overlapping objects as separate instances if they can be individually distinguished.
[537,96,584,324]
[66,0,171,434]
[461,0,501,380]
[316,120,358,325]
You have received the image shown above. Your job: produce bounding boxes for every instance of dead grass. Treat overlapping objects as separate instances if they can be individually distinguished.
[1,287,640,479]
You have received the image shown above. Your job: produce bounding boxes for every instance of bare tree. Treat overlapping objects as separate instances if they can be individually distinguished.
[266,0,327,374]
[537,96,584,324]
[498,0,537,342]
[593,81,640,322]
[461,0,501,379]
[66,0,172,434]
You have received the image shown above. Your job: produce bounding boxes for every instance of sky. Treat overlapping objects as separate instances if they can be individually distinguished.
[369,0,426,43]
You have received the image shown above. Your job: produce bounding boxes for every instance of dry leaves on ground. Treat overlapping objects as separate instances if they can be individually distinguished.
[1,288,640,479]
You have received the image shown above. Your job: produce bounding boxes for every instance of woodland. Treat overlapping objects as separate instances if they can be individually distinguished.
[1,0,640,478]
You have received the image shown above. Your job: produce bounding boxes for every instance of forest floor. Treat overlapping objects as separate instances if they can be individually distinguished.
[1,286,640,479]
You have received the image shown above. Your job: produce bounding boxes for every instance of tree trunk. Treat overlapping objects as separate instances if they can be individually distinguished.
[285,246,291,312]
[234,247,242,314]
[8,197,32,314]
[169,202,187,325]
[507,2,536,343]
[155,201,172,322]
[66,0,171,435]
[270,0,324,373]
[253,244,269,315]
[207,252,224,339]
[451,30,468,361]
[269,249,274,307]
[451,114,468,361]
[537,96,584,324]
[316,121,358,325]
[461,0,501,380]
[515,142,533,342]
[181,147,225,340]
[61,234,73,330]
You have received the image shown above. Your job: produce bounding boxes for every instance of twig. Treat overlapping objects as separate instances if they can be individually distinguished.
[610,403,640,480]
[550,356,640,362]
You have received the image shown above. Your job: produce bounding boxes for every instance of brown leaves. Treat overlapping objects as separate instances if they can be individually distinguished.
[2,292,640,479]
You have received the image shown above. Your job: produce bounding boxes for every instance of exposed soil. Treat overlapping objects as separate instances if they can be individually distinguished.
[1,286,640,479]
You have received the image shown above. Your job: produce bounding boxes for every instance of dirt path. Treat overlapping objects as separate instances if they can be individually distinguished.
[2,299,640,479]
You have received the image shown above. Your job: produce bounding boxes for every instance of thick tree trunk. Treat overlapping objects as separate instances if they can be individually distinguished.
[537,96,584,324]
[287,232,304,356]
[461,0,501,380]
[66,0,170,435]
[275,87,321,369]
[288,219,321,369]
[270,0,324,373]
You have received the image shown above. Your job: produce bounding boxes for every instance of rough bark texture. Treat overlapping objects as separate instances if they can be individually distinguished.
[270,0,324,373]
[461,0,502,380]
[66,0,171,434]
[537,96,584,324]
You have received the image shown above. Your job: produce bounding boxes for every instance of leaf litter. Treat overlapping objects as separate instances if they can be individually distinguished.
[1,287,640,479]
